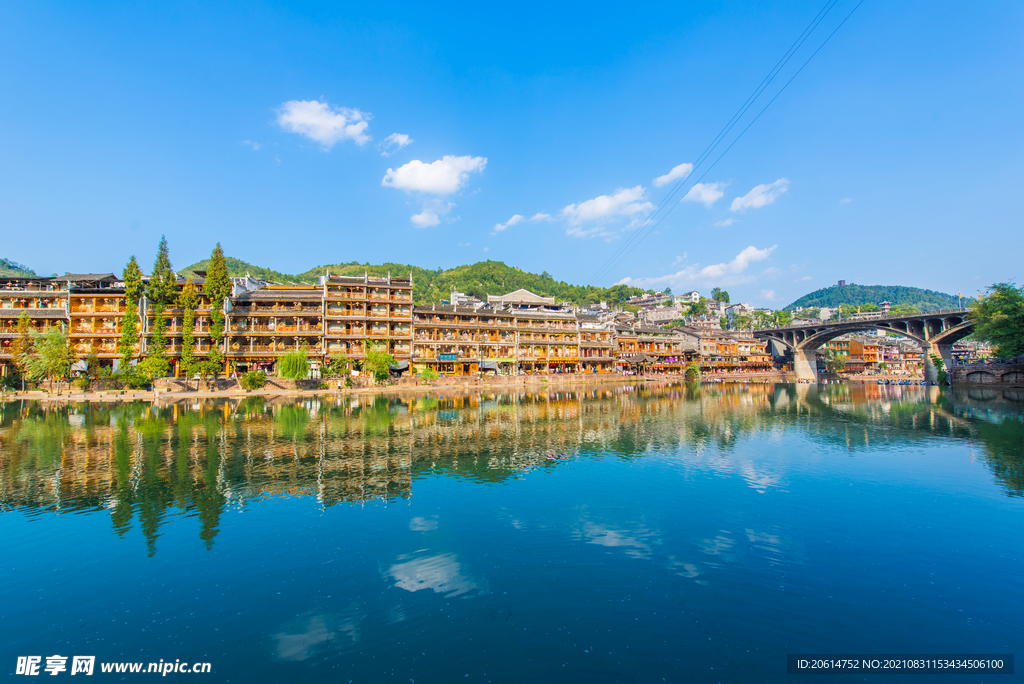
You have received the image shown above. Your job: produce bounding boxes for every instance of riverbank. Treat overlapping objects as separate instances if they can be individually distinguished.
[1,371,795,403]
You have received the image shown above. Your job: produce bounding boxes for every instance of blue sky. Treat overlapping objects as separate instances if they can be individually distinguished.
[1,1,1021,306]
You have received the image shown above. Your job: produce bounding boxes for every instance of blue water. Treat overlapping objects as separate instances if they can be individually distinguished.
[1,384,1021,682]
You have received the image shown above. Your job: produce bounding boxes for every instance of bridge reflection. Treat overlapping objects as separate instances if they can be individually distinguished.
[1,381,1020,554]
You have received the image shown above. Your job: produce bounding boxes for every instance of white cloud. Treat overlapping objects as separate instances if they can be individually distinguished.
[839,197,852,204]
[482,247,489,252]
[241,140,261,151]
[380,133,413,156]
[682,182,727,208]
[714,218,737,227]
[792,275,812,283]
[616,244,777,290]
[730,178,789,213]
[530,213,553,222]
[276,100,371,148]
[493,214,524,233]
[653,162,693,188]
[560,186,655,238]
[672,253,688,265]
[382,155,487,195]
[759,289,778,301]
[458,242,470,247]
[410,200,454,228]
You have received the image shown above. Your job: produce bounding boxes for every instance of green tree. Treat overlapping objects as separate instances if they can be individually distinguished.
[146,237,177,362]
[11,312,34,390]
[178,278,200,380]
[711,288,730,304]
[689,298,709,317]
[118,255,143,363]
[203,243,232,373]
[363,346,396,383]
[821,348,846,375]
[85,344,102,380]
[888,304,920,317]
[684,363,700,383]
[732,313,753,330]
[278,350,311,380]
[136,355,170,380]
[26,326,74,392]
[971,283,1024,359]
[929,353,948,385]
[322,353,351,379]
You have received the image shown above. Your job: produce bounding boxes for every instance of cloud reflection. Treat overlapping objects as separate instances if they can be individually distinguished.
[272,610,361,662]
[388,553,482,597]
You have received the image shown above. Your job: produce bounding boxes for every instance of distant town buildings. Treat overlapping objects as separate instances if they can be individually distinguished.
[1,275,967,380]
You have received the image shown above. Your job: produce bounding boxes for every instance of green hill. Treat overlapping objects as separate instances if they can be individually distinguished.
[785,283,967,312]
[0,258,36,278]
[180,257,299,284]
[180,257,651,306]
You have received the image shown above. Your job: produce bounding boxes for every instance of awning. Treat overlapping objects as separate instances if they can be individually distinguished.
[626,354,654,365]
[389,360,410,374]
[480,360,499,371]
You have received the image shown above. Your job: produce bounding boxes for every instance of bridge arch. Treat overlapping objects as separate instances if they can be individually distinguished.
[754,310,974,382]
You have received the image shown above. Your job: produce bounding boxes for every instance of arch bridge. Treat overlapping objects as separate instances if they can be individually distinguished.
[754,310,973,382]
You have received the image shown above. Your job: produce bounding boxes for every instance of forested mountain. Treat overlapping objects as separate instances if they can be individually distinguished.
[785,283,966,312]
[0,258,36,277]
[180,257,652,306]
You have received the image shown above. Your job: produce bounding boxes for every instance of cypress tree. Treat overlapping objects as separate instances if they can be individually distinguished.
[118,256,143,363]
[178,278,200,375]
[146,236,176,361]
[203,243,232,370]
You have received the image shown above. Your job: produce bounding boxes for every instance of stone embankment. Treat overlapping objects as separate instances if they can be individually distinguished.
[2,371,795,403]
[949,363,1024,387]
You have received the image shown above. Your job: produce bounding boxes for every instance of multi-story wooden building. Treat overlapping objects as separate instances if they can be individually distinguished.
[514,309,580,373]
[0,277,70,376]
[578,314,616,373]
[412,304,516,375]
[225,285,324,373]
[65,274,127,363]
[322,273,413,367]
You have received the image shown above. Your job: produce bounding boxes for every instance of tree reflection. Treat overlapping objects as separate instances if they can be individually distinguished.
[1,382,1021,556]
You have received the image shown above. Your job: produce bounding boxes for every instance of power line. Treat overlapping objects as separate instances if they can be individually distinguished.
[587,0,864,288]
[586,0,841,286]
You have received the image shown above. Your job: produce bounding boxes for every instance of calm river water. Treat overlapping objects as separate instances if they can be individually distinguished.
[1,383,1022,682]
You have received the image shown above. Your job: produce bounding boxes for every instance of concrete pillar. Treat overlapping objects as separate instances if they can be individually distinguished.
[794,348,818,382]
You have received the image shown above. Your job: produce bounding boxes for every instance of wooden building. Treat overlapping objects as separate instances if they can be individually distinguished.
[412,304,515,375]
[225,285,324,372]
[0,277,70,376]
[514,309,580,373]
[578,314,616,373]
[322,273,413,367]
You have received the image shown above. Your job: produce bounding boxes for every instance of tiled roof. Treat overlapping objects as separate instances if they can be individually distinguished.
[234,290,323,302]
[0,308,69,319]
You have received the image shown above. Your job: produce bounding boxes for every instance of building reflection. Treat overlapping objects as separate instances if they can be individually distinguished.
[1,382,1021,554]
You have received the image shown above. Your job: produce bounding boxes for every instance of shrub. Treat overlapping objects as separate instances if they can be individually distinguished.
[136,356,170,380]
[118,370,151,390]
[74,376,90,391]
[240,370,267,390]
[420,367,439,380]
